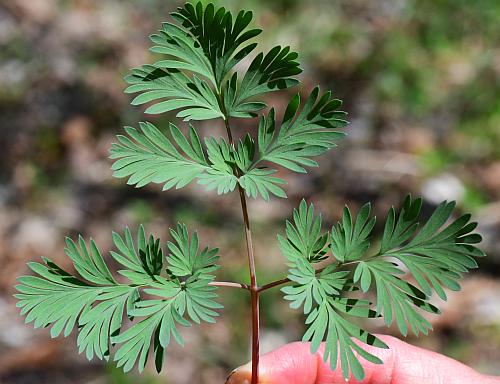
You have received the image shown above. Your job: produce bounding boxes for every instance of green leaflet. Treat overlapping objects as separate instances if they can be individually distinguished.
[353,196,485,334]
[230,135,288,200]
[15,223,222,374]
[170,2,262,87]
[65,236,117,285]
[330,203,376,262]
[110,122,209,191]
[112,288,187,373]
[197,136,238,194]
[78,285,139,361]
[256,87,348,173]
[125,66,224,121]
[303,298,387,381]
[354,259,439,336]
[224,46,302,118]
[166,223,220,279]
[278,200,329,263]
[280,196,485,380]
[282,260,352,313]
[239,168,287,200]
[15,247,137,363]
[111,226,164,284]
[15,260,100,339]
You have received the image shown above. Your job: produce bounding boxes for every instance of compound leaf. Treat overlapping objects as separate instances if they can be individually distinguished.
[281,197,485,380]
[16,223,222,374]
[113,223,222,372]
[126,2,266,121]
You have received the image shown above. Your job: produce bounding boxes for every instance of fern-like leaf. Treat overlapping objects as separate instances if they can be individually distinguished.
[280,197,485,380]
[113,225,222,372]
[126,1,275,121]
[16,224,222,373]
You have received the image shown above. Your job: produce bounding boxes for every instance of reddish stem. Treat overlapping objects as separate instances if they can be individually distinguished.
[224,118,260,384]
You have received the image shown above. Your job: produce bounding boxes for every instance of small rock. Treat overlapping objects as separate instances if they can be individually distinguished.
[421,173,465,204]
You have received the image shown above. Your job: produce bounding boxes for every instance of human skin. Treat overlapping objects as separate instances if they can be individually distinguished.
[226,335,500,384]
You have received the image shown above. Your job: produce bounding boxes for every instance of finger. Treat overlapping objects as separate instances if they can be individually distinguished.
[226,335,500,384]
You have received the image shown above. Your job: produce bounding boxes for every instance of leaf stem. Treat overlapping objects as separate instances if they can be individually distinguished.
[209,281,250,290]
[258,261,361,293]
[223,117,261,384]
[258,276,290,292]
[259,277,291,292]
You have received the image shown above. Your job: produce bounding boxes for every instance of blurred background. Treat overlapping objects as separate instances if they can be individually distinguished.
[1,0,499,383]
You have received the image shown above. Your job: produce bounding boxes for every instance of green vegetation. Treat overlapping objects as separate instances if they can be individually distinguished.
[15,2,487,383]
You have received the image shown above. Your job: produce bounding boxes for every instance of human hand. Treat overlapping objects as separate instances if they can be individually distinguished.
[226,335,500,383]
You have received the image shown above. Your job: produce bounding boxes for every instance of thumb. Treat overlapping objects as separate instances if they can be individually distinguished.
[226,335,499,384]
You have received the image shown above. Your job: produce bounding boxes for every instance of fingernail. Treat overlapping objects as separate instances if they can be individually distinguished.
[225,363,252,384]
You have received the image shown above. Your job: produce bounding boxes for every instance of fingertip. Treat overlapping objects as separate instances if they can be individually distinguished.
[226,336,496,384]
[226,342,318,384]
